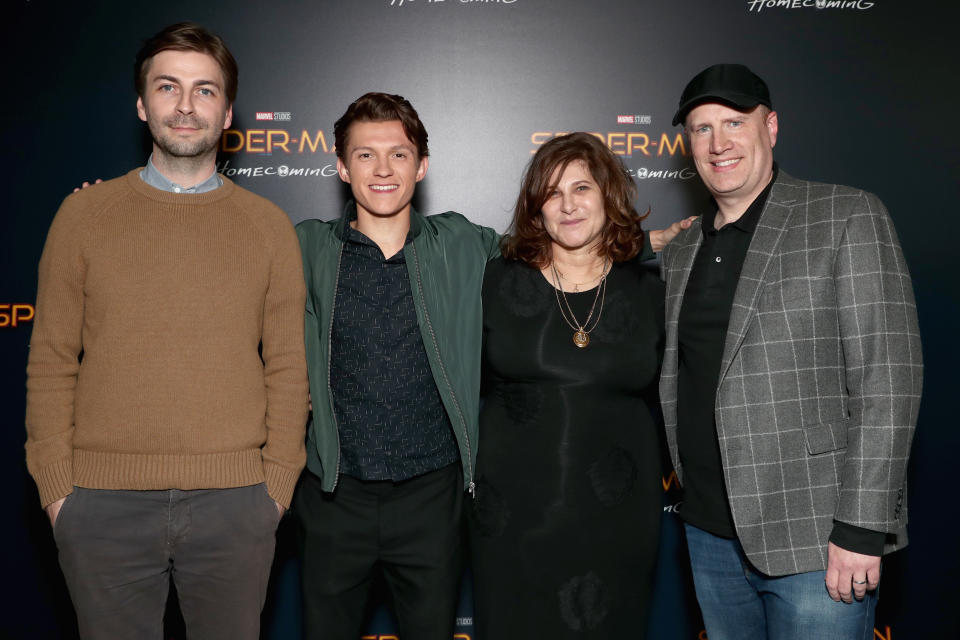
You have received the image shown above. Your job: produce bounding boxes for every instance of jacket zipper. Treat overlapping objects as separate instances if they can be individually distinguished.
[410,244,476,498]
[326,240,346,491]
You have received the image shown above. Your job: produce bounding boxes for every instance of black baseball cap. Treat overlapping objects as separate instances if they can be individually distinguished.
[672,63,772,126]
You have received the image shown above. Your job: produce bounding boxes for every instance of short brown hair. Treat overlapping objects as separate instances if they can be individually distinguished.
[134,22,238,104]
[501,132,649,267]
[334,93,429,160]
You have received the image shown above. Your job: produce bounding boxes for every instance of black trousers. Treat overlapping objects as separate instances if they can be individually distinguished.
[294,463,464,640]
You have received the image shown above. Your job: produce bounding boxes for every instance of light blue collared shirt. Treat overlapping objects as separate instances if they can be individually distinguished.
[139,155,223,194]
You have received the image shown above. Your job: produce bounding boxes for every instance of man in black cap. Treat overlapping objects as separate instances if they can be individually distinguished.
[658,63,922,638]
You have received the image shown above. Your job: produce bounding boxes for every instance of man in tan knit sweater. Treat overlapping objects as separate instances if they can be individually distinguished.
[24,23,308,640]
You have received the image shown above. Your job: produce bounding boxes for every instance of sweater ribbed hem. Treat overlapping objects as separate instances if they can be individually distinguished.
[34,458,75,507]
[73,449,266,491]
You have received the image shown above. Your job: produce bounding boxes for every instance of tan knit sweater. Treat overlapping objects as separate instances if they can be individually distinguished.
[25,169,309,508]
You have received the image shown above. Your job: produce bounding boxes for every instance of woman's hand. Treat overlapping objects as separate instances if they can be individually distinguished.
[649,216,697,252]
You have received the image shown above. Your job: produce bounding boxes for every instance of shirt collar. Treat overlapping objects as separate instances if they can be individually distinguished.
[140,155,223,194]
[345,218,413,253]
[702,163,779,236]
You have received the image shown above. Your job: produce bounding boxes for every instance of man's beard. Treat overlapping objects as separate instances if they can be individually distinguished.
[149,114,221,158]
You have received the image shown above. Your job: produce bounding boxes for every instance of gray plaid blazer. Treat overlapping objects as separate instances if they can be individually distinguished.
[659,170,922,576]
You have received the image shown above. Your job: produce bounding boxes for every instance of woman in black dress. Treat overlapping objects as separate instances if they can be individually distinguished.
[469,132,664,638]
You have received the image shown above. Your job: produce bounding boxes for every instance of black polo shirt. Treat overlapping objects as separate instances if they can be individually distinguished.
[676,170,775,537]
[330,224,459,482]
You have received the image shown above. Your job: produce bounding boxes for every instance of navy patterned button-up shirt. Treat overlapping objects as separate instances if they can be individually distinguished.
[330,224,459,482]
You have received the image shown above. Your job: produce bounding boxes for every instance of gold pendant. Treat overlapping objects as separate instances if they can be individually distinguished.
[573,330,590,348]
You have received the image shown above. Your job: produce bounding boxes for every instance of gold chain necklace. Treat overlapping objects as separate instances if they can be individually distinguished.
[550,259,609,348]
[554,267,606,292]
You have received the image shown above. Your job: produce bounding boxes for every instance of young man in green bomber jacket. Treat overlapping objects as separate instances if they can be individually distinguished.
[293,92,685,640]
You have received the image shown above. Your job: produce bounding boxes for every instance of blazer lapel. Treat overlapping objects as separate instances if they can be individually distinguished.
[717,175,801,383]
[665,221,704,326]
[660,218,704,477]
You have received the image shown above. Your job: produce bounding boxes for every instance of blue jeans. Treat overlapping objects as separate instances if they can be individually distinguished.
[684,523,877,640]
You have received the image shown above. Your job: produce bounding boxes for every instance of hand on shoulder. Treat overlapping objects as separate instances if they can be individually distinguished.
[650,216,697,253]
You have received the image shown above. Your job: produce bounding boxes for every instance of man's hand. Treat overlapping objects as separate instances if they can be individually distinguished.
[275,501,286,518]
[649,216,697,252]
[72,179,103,192]
[825,541,881,603]
[45,497,66,528]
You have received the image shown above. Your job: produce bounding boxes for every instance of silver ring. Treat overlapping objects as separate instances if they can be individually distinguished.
[853,579,867,585]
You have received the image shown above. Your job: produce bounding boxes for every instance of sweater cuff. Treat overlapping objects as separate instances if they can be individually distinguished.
[33,458,75,508]
[829,520,886,556]
[263,462,302,509]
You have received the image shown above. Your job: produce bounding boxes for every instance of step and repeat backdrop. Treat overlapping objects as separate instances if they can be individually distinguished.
[2,1,955,638]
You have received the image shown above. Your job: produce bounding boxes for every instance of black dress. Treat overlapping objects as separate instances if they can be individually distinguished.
[468,256,664,639]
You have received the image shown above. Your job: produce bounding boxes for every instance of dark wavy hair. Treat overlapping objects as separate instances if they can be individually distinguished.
[134,22,238,104]
[334,92,429,160]
[501,132,649,268]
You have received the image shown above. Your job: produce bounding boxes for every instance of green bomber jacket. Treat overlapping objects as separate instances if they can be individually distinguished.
[295,202,500,493]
